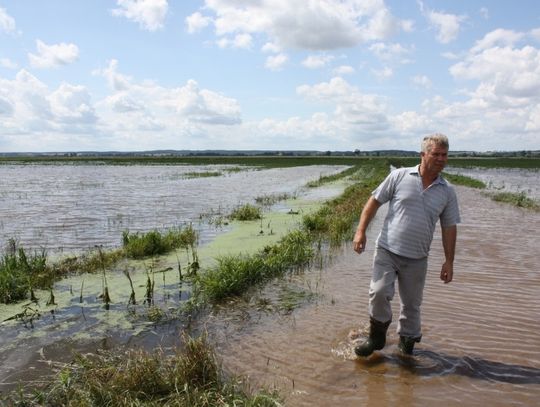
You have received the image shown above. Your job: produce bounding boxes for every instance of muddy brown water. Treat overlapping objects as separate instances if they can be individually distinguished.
[1,169,539,406]
[209,186,540,407]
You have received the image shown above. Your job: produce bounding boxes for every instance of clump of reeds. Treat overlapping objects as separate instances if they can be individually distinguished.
[194,229,313,302]
[0,239,48,304]
[229,203,262,221]
[3,334,282,406]
[122,225,198,259]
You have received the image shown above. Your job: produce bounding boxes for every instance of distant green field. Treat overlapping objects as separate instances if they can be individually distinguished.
[1,154,538,169]
[0,155,373,168]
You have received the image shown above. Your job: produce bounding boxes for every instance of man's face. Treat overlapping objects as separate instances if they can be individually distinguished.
[421,143,448,173]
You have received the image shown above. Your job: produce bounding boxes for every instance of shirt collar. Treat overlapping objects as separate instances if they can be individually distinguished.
[410,165,447,185]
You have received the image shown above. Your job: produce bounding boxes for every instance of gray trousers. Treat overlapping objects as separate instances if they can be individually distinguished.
[368,246,428,339]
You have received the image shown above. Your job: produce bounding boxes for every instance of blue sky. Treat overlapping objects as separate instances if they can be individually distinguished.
[1,0,539,152]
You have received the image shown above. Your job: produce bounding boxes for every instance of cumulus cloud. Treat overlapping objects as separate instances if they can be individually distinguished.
[217,33,253,49]
[188,0,411,51]
[28,40,79,69]
[369,42,412,63]
[0,6,16,33]
[1,57,17,69]
[333,65,355,75]
[0,70,97,138]
[297,76,390,134]
[94,61,241,127]
[185,11,211,33]
[265,53,288,71]
[450,31,540,101]
[302,54,334,69]
[412,75,432,88]
[111,0,168,31]
[419,1,466,44]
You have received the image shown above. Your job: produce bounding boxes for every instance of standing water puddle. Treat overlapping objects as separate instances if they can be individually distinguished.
[211,185,540,406]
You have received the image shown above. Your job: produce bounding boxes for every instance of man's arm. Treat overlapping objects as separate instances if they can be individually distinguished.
[440,225,457,283]
[353,196,382,254]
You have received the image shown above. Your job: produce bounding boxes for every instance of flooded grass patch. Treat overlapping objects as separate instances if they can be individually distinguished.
[3,334,282,406]
[122,225,198,259]
[183,171,222,178]
[489,191,540,210]
[194,230,313,303]
[442,172,486,189]
[228,204,263,221]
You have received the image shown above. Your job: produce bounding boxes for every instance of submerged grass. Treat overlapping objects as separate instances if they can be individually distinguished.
[4,334,282,406]
[122,225,198,259]
[489,191,540,211]
[303,163,388,245]
[229,204,262,221]
[195,160,389,303]
[194,230,313,303]
[0,239,48,304]
[0,227,197,304]
[442,172,487,189]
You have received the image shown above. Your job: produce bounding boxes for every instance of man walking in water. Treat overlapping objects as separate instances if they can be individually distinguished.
[353,134,460,356]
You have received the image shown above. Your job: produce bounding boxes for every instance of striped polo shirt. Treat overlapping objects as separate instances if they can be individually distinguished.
[372,165,460,259]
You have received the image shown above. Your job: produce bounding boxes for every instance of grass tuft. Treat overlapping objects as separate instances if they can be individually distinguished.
[229,204,262,221]
[4,334,282,406]
[122,225,198,259]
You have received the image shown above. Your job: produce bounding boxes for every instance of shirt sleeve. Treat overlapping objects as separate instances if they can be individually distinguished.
[440,185,461,227]
[372,171,395,204]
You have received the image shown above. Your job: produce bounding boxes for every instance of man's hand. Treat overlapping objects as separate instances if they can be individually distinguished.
[440,261,453,283]
[353,229,366,254]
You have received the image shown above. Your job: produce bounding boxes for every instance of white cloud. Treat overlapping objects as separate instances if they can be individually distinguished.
[302,54,334,69]
[48,83,97,125]
[371,66,393,81]
[28,40,79,69]
[261,42,281,53]
[174,79,241,125]
[412,75,432,88]
[191,0,411,51]
[265,53,288,71]
[333,65,355,75]
[0,6,16,33]
[392,110,432,134]
[217,33,253,49]
[419,1,466,44]
[0,70,97,139]
[296,76,390,135]
[186,11,211,33]
[1,57,17,69]
[93,59,133,91]
[369,42,412,63]
[470,28,524,54]
[111,0,168,31]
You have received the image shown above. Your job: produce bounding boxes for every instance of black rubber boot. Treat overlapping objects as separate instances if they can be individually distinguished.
[355,318,391,357]
[398,335,420,355]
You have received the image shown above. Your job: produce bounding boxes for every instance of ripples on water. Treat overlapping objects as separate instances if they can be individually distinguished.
[212,186,540,407]
[445,166,540,199]
[0,164,344,253]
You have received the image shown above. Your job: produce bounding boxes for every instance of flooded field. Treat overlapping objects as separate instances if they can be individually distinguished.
[1,164,539,406]
[0,164,344,254]
[211,185,540,406]
[446,166,540,199]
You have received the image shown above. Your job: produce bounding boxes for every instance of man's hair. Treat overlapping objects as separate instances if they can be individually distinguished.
[422,133,449,153]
